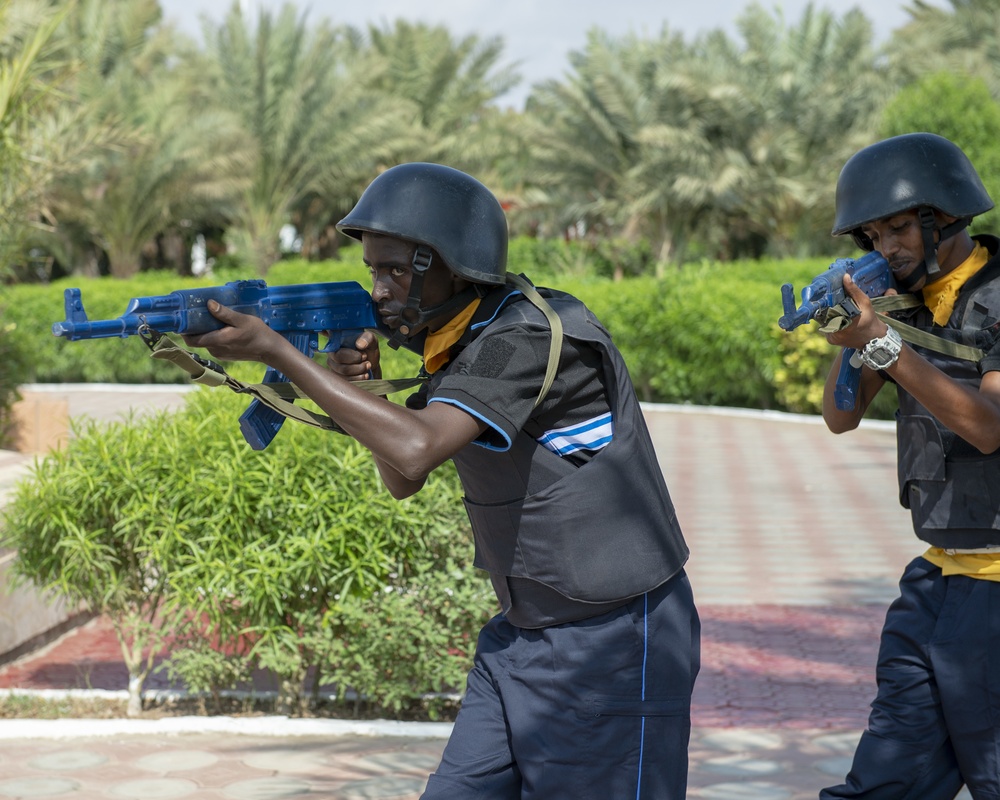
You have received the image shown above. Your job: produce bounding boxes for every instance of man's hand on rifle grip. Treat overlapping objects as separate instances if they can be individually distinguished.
[328,330,382,381]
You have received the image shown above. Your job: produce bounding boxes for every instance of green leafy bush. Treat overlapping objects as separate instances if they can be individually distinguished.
[0,292,33,447]
[1,384,490,716]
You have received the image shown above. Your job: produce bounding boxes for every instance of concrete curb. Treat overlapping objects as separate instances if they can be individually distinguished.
[18,383,198,394]
[639,400,897,431]
[0,715,454,740]
[17,384,893,429]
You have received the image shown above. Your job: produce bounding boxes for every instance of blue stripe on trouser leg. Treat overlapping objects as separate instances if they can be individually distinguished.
[421,570,699,800]
[636,592,649,800]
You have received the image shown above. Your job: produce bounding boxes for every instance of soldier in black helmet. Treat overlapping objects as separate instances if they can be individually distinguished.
[818,134,1000,798]
[185,162,700,799]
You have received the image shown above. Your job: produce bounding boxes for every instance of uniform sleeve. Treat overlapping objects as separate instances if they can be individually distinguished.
[429,323,552,450]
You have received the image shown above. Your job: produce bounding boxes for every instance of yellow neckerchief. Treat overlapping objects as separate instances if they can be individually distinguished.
[921,242,988,326]
[422,298,481,374]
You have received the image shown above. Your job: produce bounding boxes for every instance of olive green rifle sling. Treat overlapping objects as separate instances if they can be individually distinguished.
[817,294,985,363]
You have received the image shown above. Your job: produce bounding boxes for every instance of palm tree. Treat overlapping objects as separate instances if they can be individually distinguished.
[524,30,670,251]
[524,26,749,268]
[49,53,247,277]
[0,0,82,278]
[360,20,521,171]
[886,0,1000,98]
[700,3,891,257]
[36,0,232,278]
[282,19,525,259]
[523,4,892,267]
[199,3,411,275]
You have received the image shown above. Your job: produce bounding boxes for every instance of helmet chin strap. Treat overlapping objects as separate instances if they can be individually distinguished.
[895,207,972,292]
[385,246,483,351]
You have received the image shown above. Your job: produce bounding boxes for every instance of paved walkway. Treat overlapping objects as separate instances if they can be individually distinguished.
[0,386,966,799]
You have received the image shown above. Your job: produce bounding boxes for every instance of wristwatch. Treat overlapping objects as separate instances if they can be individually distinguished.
[858,325,903,370]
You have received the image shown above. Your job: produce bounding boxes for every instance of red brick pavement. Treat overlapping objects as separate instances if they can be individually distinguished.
[0,604,884,731]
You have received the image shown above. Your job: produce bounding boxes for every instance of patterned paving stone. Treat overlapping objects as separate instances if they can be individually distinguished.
[355,752,441,774]
[134,751,219,772]
[338,776,427,799]
[108,778,199,798]
[219,777,312,799]
[702,753,784,777]
[815,756,854,777]
[0,778,81,798]
[239,749,325,774]
[27,750,108,771]
[696,782,793,799]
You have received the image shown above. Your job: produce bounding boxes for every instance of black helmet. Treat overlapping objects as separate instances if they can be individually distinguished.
[337,162,508,285]
[831,133,992,282]
[833,133,992,238]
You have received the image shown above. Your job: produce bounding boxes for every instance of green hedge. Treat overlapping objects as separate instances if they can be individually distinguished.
[3,242,894,419]
[554,258,897,419]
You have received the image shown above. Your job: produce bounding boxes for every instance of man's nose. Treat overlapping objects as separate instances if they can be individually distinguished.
[879,234,900,258]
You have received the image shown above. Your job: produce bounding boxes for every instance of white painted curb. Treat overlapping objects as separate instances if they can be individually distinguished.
[0,715,453,740]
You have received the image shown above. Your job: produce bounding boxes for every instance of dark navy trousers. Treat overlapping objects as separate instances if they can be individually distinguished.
[421,569,700,800]
[821,557,1000,800]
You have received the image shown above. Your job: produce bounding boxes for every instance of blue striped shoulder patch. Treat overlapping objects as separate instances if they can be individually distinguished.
[536,413,614,456]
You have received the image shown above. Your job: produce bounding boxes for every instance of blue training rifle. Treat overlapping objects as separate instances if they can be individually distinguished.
[52,279,377,449]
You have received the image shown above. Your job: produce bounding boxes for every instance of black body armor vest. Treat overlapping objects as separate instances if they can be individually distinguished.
[431,290,689,627]
[895,235,1000,549]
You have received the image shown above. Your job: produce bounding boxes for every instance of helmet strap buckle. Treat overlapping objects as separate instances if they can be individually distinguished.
[388,246,435,349]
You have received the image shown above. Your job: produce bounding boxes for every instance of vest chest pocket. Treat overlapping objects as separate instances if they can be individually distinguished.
[897,415,946,509]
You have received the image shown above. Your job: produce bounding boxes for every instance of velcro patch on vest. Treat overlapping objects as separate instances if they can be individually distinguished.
[468,337,517,379]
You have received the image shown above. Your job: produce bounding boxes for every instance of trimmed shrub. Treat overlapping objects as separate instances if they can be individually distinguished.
[1,384,491,716]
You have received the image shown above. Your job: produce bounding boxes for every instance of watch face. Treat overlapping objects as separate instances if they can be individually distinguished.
[868,346,892,365]
[862,328,901,369]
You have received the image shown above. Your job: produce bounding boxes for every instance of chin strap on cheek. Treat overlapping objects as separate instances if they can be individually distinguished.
[918,206,941,278]
[911,207,973,287]
[386,246,434,351]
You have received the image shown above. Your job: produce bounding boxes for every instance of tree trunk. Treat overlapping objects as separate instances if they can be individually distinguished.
[276,676,301,716]
[127,672,144,717]
[107,245,141,279]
